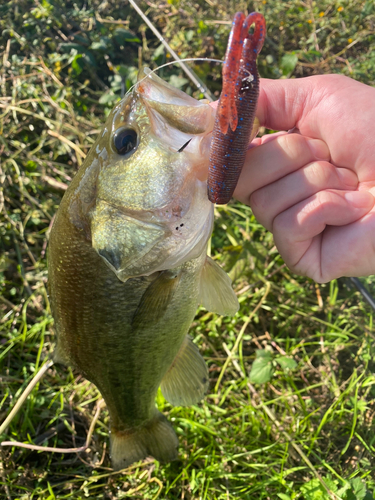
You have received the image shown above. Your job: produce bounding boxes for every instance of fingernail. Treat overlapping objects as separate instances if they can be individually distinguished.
[345,191,374,208]
[247,142,258,151]
[306,139,330,160]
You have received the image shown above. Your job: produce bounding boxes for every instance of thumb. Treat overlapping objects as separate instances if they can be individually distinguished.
[257,75,341,133]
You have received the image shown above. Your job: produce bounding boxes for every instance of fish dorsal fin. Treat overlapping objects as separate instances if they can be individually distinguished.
[199,256,239,316]
[161,336,209,406]
[131,270,181,330]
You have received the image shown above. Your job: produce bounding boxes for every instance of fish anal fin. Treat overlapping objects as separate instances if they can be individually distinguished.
[110,411,178,470]
[161,336,209,407]
[199,256,239,315]
[53,341,70,366]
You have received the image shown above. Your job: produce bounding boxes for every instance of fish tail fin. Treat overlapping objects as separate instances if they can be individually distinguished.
[110,411,179,470]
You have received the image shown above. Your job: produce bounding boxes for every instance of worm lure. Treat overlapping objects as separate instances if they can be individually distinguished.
[208,12,266,204]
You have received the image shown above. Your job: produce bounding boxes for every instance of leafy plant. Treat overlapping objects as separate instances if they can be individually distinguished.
[249,348,297,384]
[1,0,375,499]
[300,476,374,500]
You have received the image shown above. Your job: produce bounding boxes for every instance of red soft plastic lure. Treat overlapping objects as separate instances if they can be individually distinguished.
[208,12,266,204]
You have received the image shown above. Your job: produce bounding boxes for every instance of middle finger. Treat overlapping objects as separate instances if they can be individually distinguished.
[234,132,330,204]
[250,161,358,231]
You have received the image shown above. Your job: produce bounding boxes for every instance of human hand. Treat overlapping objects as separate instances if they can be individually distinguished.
[234,74,375,283]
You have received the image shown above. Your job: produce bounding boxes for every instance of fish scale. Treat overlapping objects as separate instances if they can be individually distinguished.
[50,202,201,429]
[48,67,239,469]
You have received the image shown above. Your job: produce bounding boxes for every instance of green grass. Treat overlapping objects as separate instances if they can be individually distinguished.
[1,0,375,498]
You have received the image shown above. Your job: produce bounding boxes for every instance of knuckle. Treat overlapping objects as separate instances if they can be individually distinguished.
[272,210,291,237]
[249,189,273,230]
[249,188,266,212]
[308,161,335,185]
[278,133,305,159]
[303,190,338,220]
[318,189,339,206]
[337,167,358,189]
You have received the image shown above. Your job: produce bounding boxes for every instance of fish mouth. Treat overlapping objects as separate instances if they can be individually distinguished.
[92,182,213,282]
[91,198,168,278]
[136,68,215,137]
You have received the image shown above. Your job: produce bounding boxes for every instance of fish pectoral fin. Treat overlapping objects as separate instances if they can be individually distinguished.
[199,256,239,316]
[131,270,181,330]
[161,336,209,407]
[110,410,178,470]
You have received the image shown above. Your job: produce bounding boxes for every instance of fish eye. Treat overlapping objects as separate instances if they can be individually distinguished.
[112,128,138,157]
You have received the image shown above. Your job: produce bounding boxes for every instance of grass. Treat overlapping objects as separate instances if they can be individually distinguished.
[1,0,375,498]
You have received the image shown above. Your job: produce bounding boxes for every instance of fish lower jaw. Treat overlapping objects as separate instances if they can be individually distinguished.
[110,208,213,282]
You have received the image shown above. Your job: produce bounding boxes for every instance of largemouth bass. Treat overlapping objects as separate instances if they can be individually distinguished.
[48,68,239,469]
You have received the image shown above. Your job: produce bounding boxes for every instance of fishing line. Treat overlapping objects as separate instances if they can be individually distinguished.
[128,0,217,100]
[127,57,224,101]
[349,277,375,312]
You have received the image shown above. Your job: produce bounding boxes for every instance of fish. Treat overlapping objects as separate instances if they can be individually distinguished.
[48,67,240,469]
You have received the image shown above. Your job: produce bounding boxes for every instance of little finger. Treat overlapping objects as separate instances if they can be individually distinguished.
[272,189,375,271]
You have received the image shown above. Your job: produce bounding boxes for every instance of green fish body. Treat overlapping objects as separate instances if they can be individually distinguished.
[48,69,239,469]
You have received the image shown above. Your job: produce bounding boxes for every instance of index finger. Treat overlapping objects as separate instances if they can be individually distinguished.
[234,132,330,203]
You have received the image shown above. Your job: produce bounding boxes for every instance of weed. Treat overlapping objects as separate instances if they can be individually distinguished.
[1,1,375,499]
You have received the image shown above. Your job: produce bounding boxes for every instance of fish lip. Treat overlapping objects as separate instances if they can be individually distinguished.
[136,68,215,137]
